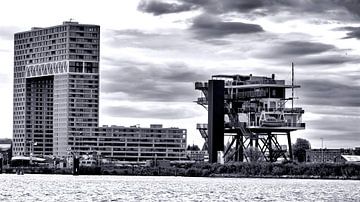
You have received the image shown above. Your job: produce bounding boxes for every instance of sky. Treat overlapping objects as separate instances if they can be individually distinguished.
[0,0,359,149]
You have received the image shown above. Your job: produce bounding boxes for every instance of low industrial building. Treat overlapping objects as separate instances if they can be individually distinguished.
[335,155,360,164]
[306,148,360,163]
[186,150,208,162]
[0,139,12,167]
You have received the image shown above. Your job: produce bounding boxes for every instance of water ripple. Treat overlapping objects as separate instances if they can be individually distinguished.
[0,174,359,201]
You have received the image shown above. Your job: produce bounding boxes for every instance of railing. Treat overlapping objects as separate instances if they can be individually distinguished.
[196,123,208,129]
[195,82,208,89]
[237,107,258,113]
[248,122,305,128]
[197,97,207,104]
[237,107,304,114]
[224,81,245,86]
[233,90,267,99]
[285,123,305,128]
[284,108,304,113]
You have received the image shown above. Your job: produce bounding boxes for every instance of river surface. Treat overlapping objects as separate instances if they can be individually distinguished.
[0,174,359,201]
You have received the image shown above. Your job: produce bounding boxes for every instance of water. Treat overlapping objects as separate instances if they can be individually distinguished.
[0,174,359,201]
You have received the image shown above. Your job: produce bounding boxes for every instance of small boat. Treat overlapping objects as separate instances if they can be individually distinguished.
[259,111,285,127]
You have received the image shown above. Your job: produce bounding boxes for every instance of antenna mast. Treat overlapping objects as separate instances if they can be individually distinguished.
[291,62,294,112]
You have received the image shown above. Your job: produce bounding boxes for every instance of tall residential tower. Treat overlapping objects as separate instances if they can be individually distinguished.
[13,21,100,157]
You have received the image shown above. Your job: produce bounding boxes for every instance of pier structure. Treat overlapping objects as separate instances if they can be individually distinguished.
[195,72,305,163]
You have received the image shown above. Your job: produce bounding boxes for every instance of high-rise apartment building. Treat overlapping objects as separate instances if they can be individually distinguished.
[13,21,100,157]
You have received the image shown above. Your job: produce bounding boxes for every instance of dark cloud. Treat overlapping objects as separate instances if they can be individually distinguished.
[178,0,360,21]
[138,0,195,15]
[338,26,360,39]
[137,0,360,23]
[335,0,360,18]
[306,130,360,146]
[298,54,360,66]
[202,39,231,46]
[276,41,335,56]
[182,0,267,14]
[306,106,360,118]
[304,114,360,147]
[111,29,160,37]
[298,79,360,107]
[250,39,359,67]
[190,14,264,38]
[311,118,359,134]
[256,41,335,58]
[102,105,199,119]
[101,58,209,102]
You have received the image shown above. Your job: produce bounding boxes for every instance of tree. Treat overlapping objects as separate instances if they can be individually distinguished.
[187,144,200,151]
[293,138,311,162]
[244,146,263,163]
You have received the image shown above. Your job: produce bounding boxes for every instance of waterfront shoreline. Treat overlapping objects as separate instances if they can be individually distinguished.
[2,172,359,181]
[2,162,360,180]
[210,173,360,180]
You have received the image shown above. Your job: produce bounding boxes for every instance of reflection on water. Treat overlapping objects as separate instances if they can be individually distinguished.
[0,174,359,201]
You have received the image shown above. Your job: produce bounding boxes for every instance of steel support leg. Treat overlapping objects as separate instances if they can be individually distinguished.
[239,134,244,162]
[287,132,293,161]
[268,133,273,162]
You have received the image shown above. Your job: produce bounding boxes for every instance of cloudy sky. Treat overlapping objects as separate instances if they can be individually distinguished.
[0,0,359,148]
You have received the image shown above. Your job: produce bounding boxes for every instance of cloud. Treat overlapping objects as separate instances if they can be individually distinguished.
[0,26,18,40]
[0,73,10,87]
[104,29,187,51]
[339,26,360,39]
[138,0,195,15]
[101,59,209,102]
[102,104,200,119]
[299,79,360,107]
[190,14,264,38]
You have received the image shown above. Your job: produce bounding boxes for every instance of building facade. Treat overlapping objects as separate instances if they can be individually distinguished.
[13,21,100,157]
[306,148,356,163]
[81,124,187,161]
